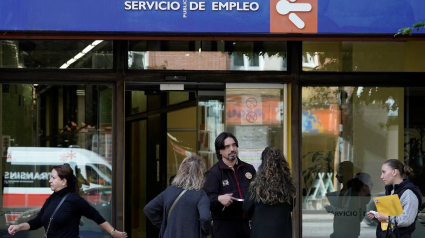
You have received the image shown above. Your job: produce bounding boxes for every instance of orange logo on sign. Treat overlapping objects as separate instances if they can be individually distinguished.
[270,0,317,33]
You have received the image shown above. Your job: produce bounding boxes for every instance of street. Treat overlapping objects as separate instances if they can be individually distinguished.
[303,213,380,238]
[302,212,425,238]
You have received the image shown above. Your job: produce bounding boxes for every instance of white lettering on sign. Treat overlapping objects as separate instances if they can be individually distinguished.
[190,2,206,11]
[5,171,50,180]
[124,1,260,12]
[124,1,181,11]
[211,2,259,11]
[183,0,187,18]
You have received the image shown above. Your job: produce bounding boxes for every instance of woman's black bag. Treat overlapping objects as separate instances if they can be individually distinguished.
[385,216,400,238]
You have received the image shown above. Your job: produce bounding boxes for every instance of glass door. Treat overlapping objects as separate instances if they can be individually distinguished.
[125,85,225,238]
[197,91,226,170]
[166,107,197,184]
[125,83,287,237]
[127,119,147,238]
[225,83,288,169]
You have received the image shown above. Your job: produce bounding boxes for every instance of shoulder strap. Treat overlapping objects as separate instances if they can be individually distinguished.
[167,190,187,221]
[52,193,70,218]
[44,193,71,238]
[386,216,400,238]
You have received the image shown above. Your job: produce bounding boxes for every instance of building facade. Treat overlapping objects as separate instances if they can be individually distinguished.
[1,1,425,237]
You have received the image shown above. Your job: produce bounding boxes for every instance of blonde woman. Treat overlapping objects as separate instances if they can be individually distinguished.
[144,155,211,238]
[243,147,296,238]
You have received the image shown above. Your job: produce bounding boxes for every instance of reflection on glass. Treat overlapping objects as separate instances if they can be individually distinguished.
[130,120,147,238]
[167,107,197,183]
[302,41,425,72]
[302,87,425,238]
[0,84,113,237]
[131,91,147,114]
[168,92,189,106]
[0,40,113,69]
[198,94,225,170]
[128,41,287,71]
[225,88,285,170]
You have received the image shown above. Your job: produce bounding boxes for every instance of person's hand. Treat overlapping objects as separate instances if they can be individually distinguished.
[8,224,21,235]
[375,213,388,223]
[112,230,128,238]
[218,193,235,207]
[367,211,376,220]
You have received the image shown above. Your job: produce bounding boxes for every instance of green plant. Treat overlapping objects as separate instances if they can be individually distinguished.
[302,150,335,188]
[404,127,425,171]
[395,21,425,36]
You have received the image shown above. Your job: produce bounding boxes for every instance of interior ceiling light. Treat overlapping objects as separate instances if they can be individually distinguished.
[76,89,85,96]
[60,40,103,69]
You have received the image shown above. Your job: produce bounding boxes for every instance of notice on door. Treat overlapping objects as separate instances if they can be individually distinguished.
[242,95,262,125]
[235,125,269,150]
[235,125,269,170]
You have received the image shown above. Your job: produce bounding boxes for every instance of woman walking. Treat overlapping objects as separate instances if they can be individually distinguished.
[367,159,422,238]
[243,146,296,238]
[8,164,127,237]
[144,155,211,238]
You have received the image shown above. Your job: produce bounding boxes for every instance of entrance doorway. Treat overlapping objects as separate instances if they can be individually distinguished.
[125,83,287,238]
[125,83,224,237]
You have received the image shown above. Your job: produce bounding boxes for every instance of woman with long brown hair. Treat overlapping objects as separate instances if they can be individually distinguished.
[144,155,211,238]
[243,146,296,238]
[8,164,127,237]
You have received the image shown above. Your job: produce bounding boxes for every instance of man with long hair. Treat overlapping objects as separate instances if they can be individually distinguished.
[203,132,256,238]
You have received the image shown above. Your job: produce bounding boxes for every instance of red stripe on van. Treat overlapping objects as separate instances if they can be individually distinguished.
[3,194,26,207]
[3,194,49,208]
[28,194,50,206]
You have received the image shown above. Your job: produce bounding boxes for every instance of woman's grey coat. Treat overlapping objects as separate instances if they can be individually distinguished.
[144,185,211,238]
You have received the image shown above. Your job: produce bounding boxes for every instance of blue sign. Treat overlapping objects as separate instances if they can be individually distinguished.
[0,0,424,34]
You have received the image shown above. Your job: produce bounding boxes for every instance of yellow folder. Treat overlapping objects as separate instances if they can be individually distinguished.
[373,194,403,230]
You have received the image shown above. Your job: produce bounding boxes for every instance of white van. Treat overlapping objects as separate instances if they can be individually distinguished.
[3,147,112,225]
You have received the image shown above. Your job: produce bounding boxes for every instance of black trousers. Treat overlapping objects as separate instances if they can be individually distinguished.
[212,220,250,238]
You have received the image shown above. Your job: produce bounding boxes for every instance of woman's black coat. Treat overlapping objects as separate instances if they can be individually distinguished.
[243,190,293,238]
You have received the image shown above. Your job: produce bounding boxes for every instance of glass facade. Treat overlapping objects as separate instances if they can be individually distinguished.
[0,84,113,237]
[302,87,425,238]
[0,40,113,69]
[303,41,425,72]
[1,39,425,237]
[128,41,287,71]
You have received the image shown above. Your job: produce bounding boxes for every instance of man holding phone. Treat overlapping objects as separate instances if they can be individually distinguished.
[203,132,256,238]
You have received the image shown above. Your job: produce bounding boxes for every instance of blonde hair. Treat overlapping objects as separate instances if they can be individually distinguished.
[172,155,206,190]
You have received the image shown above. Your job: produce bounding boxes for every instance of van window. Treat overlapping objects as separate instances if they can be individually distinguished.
[86,164,111,186]
[93,164,112,181]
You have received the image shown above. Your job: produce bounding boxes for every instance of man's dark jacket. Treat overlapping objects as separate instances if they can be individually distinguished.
[203,158,256,221]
